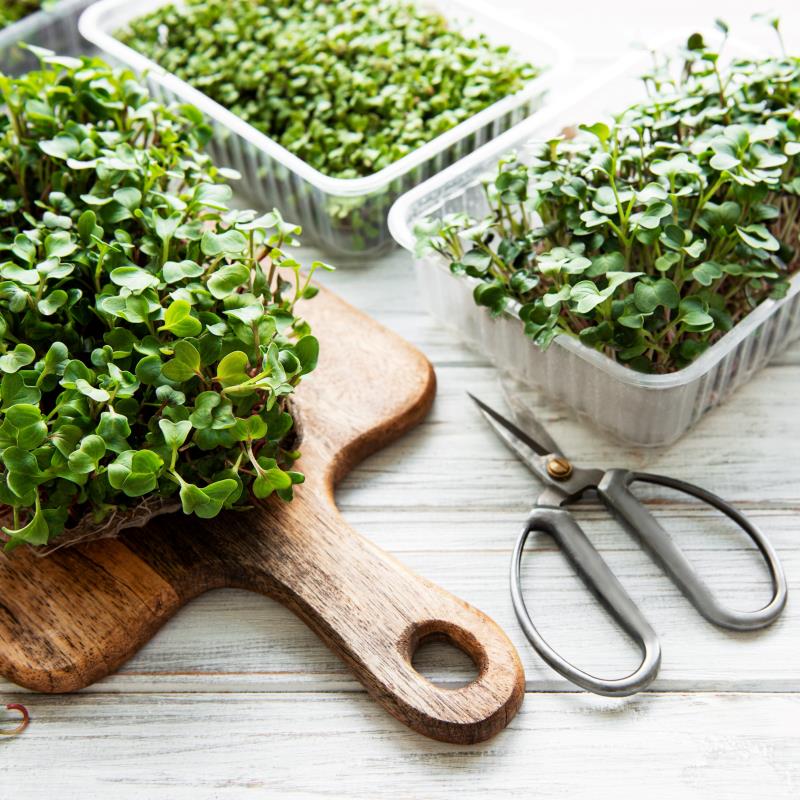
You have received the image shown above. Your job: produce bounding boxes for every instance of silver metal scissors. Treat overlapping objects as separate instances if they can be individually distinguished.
[470,394,788,697]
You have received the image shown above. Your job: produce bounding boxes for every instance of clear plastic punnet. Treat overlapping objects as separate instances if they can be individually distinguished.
[79,0,572,255]
[389,36,800,446]
[0,0,94,74]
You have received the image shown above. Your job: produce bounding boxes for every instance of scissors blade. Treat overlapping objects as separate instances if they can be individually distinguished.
[468,394,564,480]
[505,404,564,459]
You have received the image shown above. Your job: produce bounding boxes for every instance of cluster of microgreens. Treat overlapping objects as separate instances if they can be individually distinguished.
[118,0,537,180]
[0,0,56,31]
[416,24,800,373]
[0,50,330,551]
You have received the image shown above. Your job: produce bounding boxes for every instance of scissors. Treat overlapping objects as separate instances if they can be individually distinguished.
[470,394,788,697]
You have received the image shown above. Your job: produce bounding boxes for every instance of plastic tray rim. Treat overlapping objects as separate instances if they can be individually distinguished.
[0,0,90,47]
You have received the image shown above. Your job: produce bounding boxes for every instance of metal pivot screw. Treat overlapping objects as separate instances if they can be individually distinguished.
[546,457,573,480]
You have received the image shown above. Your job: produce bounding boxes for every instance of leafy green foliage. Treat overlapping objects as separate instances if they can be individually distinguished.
[117,0,537,180]
[416,32,800,373]
[0,1,56,31]
[0,51,331,551]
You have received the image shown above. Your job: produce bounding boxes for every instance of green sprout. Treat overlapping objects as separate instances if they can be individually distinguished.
[0,49,331,551]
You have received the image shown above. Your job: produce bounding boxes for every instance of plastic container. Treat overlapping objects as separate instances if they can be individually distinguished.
[0,0,94,75]
[389,39,800,447]
[79,0,571,255]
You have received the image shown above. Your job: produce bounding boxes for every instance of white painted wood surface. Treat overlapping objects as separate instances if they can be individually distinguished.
[2,2,800,797]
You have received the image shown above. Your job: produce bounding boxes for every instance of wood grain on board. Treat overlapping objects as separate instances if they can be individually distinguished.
[0,286,525,745]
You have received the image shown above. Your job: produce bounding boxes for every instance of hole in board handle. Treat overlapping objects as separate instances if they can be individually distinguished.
[408,621,484,689]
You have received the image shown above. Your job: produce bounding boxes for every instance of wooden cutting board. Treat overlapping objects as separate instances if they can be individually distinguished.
[0,285,524,745]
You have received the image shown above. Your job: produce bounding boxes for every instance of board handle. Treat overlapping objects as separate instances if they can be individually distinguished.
[220,503,525,745]
[370,584,526,745]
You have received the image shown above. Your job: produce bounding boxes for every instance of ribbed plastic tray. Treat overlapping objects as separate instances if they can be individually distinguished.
[0,0,94,75]
[79,0,571,255]
[389,37,800,446]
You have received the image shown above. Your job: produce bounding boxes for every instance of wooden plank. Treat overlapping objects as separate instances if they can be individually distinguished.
[328,361,800,509]
[1,692,798,799]
[1,509,794,693]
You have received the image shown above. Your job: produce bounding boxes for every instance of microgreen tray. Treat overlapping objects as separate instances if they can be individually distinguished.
[0,0,93,75]
[389,37,800,446]
[79,0,571,256]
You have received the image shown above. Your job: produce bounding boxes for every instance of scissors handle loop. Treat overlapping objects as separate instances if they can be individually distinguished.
[511,507,662,697]
[598,470,788,631]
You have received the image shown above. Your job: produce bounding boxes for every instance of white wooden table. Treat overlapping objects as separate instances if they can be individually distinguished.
[3,3,800,796]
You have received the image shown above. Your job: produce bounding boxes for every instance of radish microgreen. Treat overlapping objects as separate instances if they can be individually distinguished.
[417,29,799,373]
[0,51,330,551]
